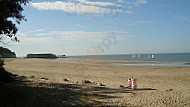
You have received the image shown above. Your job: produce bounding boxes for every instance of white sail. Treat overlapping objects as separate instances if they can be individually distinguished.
[152,54,155,59]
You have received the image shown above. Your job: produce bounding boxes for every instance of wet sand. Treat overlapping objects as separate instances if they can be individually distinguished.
[3,58,190,106]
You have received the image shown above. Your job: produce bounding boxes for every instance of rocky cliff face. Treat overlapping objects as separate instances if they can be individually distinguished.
[0,47,16,58]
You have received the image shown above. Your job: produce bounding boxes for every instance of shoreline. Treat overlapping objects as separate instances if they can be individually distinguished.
[4,58,190,67]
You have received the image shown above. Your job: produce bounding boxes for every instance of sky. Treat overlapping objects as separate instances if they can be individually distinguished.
[3,0,190,57]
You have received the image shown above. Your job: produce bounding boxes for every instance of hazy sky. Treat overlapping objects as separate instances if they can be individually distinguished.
[4,0,190,56]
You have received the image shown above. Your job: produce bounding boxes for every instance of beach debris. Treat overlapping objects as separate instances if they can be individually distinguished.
[120,85,124,87]
[131,78,137,90]
[127,78,132,88]
[165,89,173,91]
[63,78,69,81]
[127,76,137,89]
[98,82,105,86]
[20,76,27,79]
[30,76,35,78]
[41,77,48,80]
[82,80,91,84]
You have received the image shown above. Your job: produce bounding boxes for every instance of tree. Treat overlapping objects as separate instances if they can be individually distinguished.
[0,0,29,82]
[0,0,29,42]
[0,46,16,58]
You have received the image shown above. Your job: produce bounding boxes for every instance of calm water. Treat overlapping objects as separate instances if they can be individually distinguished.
[65,53,190,66]
[66,53,190,62]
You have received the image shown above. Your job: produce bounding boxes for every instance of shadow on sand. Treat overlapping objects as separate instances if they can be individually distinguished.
[134,88,157,91]
[0,76,134,107]
[0,75,157,107]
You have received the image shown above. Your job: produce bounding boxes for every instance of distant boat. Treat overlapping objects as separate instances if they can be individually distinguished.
[152,54,155,59]
[132,54,136,58]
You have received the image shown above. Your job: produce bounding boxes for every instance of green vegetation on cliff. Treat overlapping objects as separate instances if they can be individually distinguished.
[0,47,16,58]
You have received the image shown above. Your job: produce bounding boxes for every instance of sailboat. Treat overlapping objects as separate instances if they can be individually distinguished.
[152,54,155,59]
[132,54,136,58]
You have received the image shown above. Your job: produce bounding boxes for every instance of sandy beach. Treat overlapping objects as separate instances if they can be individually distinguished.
[2,58,190,106]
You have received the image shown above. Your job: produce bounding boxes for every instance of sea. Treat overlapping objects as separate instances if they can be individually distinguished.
[64,53,190,67]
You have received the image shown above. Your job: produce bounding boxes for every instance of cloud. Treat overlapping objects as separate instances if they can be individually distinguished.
[11,30,131,46]
[9,30,132,56]
[27,29,45,33]
[174,16,190,21]
[36,30,130,42]
[113,31,129,34]
[30,0,148,16]
[117,0,125,3]
[125,20,155,26]
[76,0,121,7]
[127,24,136,26]
[133,0,147,6]
[125,10,134,14]
[14,31,54,44]
[30,1,122,15]
[122,0,147,11]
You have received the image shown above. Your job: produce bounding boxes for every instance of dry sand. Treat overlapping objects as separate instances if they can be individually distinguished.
[2,58,190,106]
